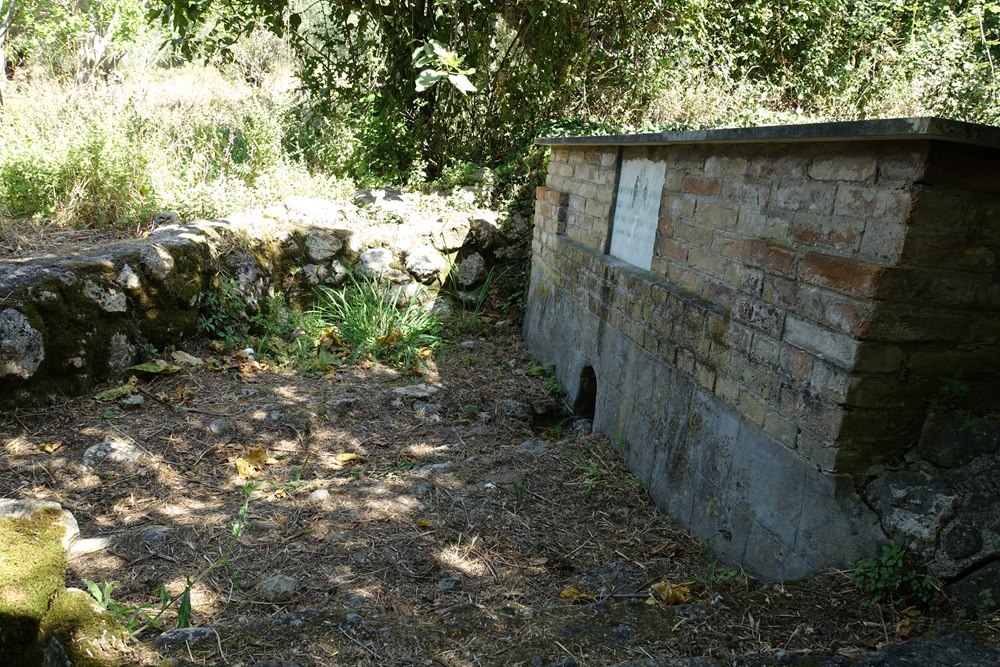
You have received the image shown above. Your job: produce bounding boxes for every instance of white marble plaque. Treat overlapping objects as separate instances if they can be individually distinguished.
[609,158,665,271]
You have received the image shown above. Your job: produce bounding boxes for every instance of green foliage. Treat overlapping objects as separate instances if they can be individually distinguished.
[312,276,442,370]
[928,370,979,430]
[526,362,564,396]
[853,542,937,609]
[197,277,250,349]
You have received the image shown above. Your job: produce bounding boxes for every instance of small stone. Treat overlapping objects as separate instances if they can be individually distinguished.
[304,230,343,262]
[120,394,145,409]
[393,384,442,399]
[405,245,447,284]
[258,574,298,603]
[82,439,143,469]
[208,418,229,436]
[457,340,476,350]
[942,522,983,560]
[572,419,593,434]
[308,489,331,504]
[357,248,394,277]
[516,439,548,456]
[68,536,112,559]
[139,525,170,544]
[154,626,217,648]
[455,252,486,288]
[412,401,441,414]
[495,399,533,421]
[436,577,459,593]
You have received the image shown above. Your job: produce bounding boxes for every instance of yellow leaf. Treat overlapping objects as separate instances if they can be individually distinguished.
[416,518,432,529]
[235,457,260,477]
[559,586,596,603]
[245,446,279,467]
[39,441,63,454]
[901,606,922,618]
[171,350,203,366]
[650,580,694,605]
[333,452,366,467]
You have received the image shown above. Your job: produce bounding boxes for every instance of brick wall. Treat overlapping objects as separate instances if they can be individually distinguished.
[524,125,1000,578]
[532,140,1000,474]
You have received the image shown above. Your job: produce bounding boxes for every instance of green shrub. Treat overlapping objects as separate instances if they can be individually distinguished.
[853,542,937,609]
[312,277,442,370]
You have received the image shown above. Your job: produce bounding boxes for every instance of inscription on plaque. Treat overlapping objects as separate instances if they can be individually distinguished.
[609,157,665,271]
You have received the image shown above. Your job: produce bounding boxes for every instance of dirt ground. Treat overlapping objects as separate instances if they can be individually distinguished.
[2,318,998,667]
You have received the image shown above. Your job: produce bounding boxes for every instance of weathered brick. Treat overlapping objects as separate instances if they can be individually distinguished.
[721,178,771,207]
[726,322,755,358]
[695,361,716,391]
[732,296,784,337]
[683,175,721,197]
[858,215,907,264]
[676,348,696,374]
[834,185,912,223]
[725,263,764,297]
[877,149,928,184]
[695,203,739,230]
[735,210,790,239]
[715,374,741,403]
[577,182,599,200]
[763,412,799,445]
[795,430,838,471]
[900,234,997,271]
[772,182,836,215]
[600,151,618,168]
[585,199,610,219]
[746,154,808,179]
[799,253,886,298]
[779,385,844,434]
[673,221,714,247]
[789,213,864,252]
[738,389,767,427]
[705,155,749,176]
[660,195,696,220]
[908,187,969,235]
[742,240,797,277]
[808,156,877,182]
[783,315,860,368]
[687,247,727,276]
[536,185,549,201]
[809,360,851,403]
[750,333,782,368]
[854,344,905,373]
[796,286,873,337]
[574,164,598,182]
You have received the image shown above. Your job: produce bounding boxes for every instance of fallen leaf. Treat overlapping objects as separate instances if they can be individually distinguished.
[559,586,596,603]
[235,457,260,478]
[171,350,203,366]
[333,452,366,467]
[128,360,182,375]
[650,580,694,605]
[246,446,279,467]
[416,518,432,529]
[895,618,916,640]
[38,441,62,454]
[95,378,138,401]
[901,606,922,618]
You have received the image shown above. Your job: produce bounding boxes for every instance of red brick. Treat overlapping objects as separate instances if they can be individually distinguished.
[742,240,797,277]
[657,216,673,235]
[657,238,688,262]
[682,175,721,197]
[789,213,864,252]
[799,253,886,298]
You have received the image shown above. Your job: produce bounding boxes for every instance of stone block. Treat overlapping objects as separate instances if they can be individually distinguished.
[704,155,749,176]
[720,178,771,207]
[761,274,799,309]
[672,221,714,248]
[783,315,860,368]
[808,156,877,182]
[686,247,726,277]
[796,285,873,337]
[657,238,688,263]
[799,253,887,298]
[772,182,836,215]
[745,154,808,179]
[834,184,912,221]
[741,239,797,277]
[682,174,720,197]
[735,209,790,239]
[732,295,784,337]
[694,202,739,230]
[789,213,864,252]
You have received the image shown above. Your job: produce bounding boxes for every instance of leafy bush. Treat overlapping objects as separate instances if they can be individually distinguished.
[853,542,937,609]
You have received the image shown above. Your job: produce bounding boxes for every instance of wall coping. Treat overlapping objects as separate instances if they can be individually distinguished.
[536,116,1000,150]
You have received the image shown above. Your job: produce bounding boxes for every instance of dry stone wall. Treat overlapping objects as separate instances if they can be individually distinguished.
[525,118,1000,581]
[0,192,519,407]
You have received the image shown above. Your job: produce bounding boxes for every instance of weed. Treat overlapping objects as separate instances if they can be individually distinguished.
[628,474,644,489]
[547,424,565,441]
[853,542,937,609]
[313,276,441,370]
[571,455,605,495]
[458,404,479,420]
[510,478,527,510]
[460,352,480,367]
[526,362,564,396]
[928,370,979,431]
[197,277,251,350]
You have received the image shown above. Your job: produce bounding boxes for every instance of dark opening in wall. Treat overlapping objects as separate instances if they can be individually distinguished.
[574,366,598,418]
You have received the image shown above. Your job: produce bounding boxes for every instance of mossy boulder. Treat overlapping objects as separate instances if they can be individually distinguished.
[0,499,129,667]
